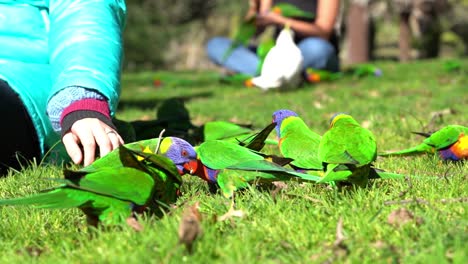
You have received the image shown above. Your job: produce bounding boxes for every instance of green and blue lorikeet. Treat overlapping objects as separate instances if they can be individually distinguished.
[255,37,276,75]
[379,125,468,161]
[270,3,315,19]
[218,37,275,86]
[272,109,323,170]
[222,3,314,64]
[317,113,390,187]
[442,59,462,73]
[305,68,342,83]
[343,64,382,78]
[192,140,321,197]
[0,137,198,229]
[219,73,255,87]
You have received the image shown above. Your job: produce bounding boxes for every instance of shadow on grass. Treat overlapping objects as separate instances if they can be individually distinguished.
[114,97,209,144]
[117,91,214,111]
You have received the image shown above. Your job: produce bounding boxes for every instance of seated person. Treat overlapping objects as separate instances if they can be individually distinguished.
[206,0,341,77]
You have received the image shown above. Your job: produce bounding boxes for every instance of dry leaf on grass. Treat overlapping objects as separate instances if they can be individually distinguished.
[387,208,424,227]
[217,200,245,222]
[333,217,349,258]
[178,201,203,254]
[126,217,143,232]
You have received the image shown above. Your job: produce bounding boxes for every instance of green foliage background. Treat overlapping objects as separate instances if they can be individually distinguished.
[122,0,468,71]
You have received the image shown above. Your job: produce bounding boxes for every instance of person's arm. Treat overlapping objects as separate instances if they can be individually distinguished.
[46,0,126,166]
[257,0,340,40]
[245,0,260,20]
[259,0,273,13]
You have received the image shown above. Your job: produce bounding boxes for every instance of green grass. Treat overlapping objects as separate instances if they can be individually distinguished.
[1,59,467,263]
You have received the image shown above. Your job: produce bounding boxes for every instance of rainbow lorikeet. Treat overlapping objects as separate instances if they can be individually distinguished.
[192,140,321,197]
[305,68,342,83]
[317,113,405,187]
[443,59,462,73]
[344,64,382,78]
[270,3,315,19]
[219,73,255,87]
[255,37,276,75]
[272,109,323,170]
[0,137,198,229]
[222,3,314,63]
[379,125,468,161]
[219,38,275,87]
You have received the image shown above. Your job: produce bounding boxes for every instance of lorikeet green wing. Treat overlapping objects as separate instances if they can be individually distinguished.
[127,137,198,209]
[197,140,265,170]
[420,125,468,149]
[0,188,136,225]
[0,166,155,226]
[272,3,315,19]
[63,166,155,205]
[213,165,322,198]
[219,73,253,86]
[126,148,185,210]
[0,137,198,227]
[194,140,321,196]
[203,121,254,141]
[318,113,377,186]
[256,37,275,75]
[272,109,323,170]
[222,16,257,61]
[319,114,376,165]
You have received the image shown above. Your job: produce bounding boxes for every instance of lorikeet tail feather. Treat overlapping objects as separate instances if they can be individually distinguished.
[369,168,406,179]
[0,189,89,209]
[411,131,432,138]
[379,144,434,156]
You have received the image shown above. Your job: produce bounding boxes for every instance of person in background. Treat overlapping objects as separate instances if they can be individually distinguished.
[0,0,127,175]
[206,0,341,76]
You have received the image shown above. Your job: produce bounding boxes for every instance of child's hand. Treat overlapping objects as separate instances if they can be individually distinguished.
[62,118,124,166]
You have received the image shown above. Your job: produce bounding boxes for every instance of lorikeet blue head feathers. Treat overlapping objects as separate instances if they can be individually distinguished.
[272,109,299,138]
[159,137,198,175]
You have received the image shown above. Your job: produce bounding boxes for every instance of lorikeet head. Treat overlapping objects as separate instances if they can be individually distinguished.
[272,6,282,15]
[329,113,354,128]
[159,137,198,175]
[244,78,254,88]
[272,109,298,138]
[305,68,321,83]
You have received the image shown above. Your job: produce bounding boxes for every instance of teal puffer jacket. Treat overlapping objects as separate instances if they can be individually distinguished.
[0,0,126,156]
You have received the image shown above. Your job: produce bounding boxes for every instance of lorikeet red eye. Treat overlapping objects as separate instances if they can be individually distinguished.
[181,150,188,157]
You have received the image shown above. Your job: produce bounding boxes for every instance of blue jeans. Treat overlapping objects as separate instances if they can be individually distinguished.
[206,36,339,76]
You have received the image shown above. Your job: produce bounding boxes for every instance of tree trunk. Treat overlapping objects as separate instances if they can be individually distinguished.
[346,2,370,64]
[399,12,411,62]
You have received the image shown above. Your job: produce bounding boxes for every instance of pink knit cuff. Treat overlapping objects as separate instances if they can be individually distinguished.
[60,98,110,125]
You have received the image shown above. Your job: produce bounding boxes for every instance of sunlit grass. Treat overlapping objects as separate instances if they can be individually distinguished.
[1,58,467,263]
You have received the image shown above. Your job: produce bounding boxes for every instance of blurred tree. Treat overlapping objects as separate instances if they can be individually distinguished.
[446,0,468,56]
[123,0,219,71]
[346,0,373,64]
[393,0,450,60]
